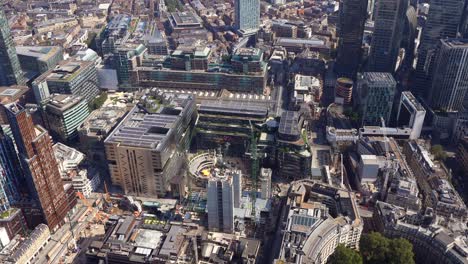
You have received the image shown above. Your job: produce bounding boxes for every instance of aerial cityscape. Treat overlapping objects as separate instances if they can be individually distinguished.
[0,0,467,263]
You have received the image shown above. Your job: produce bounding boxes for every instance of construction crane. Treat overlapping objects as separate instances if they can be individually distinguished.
[249,122,259,220]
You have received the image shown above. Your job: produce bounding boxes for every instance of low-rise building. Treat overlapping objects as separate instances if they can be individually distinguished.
[276,180,363,264]
[16,46,63,75]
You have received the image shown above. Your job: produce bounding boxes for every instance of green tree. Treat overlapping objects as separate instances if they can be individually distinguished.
[387,238,415,264]
[328,244,362,264]
[360,232,415,264]
[431,144,447,161]
[360,232,389,264]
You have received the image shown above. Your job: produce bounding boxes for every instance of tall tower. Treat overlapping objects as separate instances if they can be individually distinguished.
[335,0,368,79]
[367,0,408,73]
[4,103,69,230]
[428,39,468,113]
[235,0,260,36]
[0,8,24,86]
[411,0,465,98]
[0,126,24,210]
[207,178,235,233]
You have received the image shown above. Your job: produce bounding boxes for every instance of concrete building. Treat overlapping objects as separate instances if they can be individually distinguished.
[356,72,396,126]
[53,143,94,197]
[374,201,468,264]
[5,103,70,230]
[104,93,196,197]
[235,0,260,36]
[292,75,322,108]
[5,224,50,264]
[0,8,25,86]
[168,11,203,33]
[260,168,272,199]
[271,20,298,38]
[15,46,63,75]
[358,155,380,183]
[44,94,90,142]
[368,0,408,72]
[207,169,242,233]
[231,47,265,74]
[396,91,426,139]
[32,60,100,103]
[78,104,127,164]
[429,39,468,113]
[277,180,363,264]
[404,141,467,220]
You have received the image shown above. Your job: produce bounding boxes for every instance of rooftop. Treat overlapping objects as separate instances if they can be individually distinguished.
[15,46,62,61]
[46,94,84,112]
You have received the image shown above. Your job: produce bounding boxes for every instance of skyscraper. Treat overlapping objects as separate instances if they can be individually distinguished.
[411,0,465,98]
[428,39,468,113]
[367,0,408,72]
[4,103,69,230]
[356,72,396,126]
[335,0,368,79]
[0,127,24,210]
[0,8,24,86]
[235,0,260,36]
[207,172,242,233]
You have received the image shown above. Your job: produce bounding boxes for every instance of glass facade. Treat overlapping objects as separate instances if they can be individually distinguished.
[235,0,260,35]
[0,9,24,86]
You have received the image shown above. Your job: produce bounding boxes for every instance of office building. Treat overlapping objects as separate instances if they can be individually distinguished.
[335,0,367,78]
[196,100,269,155]
[78,105,127,164]
[32,60,100,103]
[412,0,465,98]
[169,45,211,71]
[231,48,265,74]
[373,201,468,264]
[0,127,23,209]
[457,137,468,175]
[0,208,25,240]
[367,0,408,72]
[396,91,426,139]
[0,8,24,86]
[144,24,169,55]
[114,44,146,86]
[271,20,298,38]
[235,0,260,36]
[168,11,203,33]
[276,181,363,264]
[207,170,242,233]
[44,94,90,142]
[356,72,396,126]
[4,224,50,264]
[335,78,353,105]
[5,103,69,230]
[15,46,63,75]
[105,93,196,197]
[429,39,468,113]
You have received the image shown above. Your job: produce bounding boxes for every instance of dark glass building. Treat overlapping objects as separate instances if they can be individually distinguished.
[0,8,24,86]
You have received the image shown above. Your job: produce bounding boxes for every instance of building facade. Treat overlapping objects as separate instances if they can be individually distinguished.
[367,0,408,72]
[235,0,260,36]
[44,94,90,142]
[16,46,63,75]
[104,94,196,197]
[396,91,426,139]
[0,9,24,86]
[5,103,70,230]
[335,0,367,78]
[412,0,465,98]
[428,39,468,113]
[356,72,396,126]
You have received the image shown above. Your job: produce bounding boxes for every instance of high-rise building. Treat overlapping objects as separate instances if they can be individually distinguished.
[114,44,146,86]
[412,0,465,98]
[335,77,354,105]
[4,103,69,230]
[396,91,426,139]
[356,72,396,126]
[235,0,260,36]
[428,39,468,113]
[0,8,24,86]
[207,170,242,233]
[0,127,23,210]
[44,94,90,142]
[335,0,367,78]
[104,94,196,197]
[367,0,408,72]
[260,168,271,199]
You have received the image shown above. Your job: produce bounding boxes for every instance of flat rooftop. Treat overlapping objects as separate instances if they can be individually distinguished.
[171,11,201,26]
[198,100,268,118]
[16,46,61,60]
[47,94,84,111]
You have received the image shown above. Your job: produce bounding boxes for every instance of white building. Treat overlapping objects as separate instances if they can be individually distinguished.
[396,91,426,139]
[260,168,272,199]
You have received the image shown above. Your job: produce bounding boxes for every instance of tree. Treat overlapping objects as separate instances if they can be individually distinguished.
[328,244,362,264]
[360,232,389,264]
[431,144,447,161]
[360,232,415,264]
[387,238,415,264]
